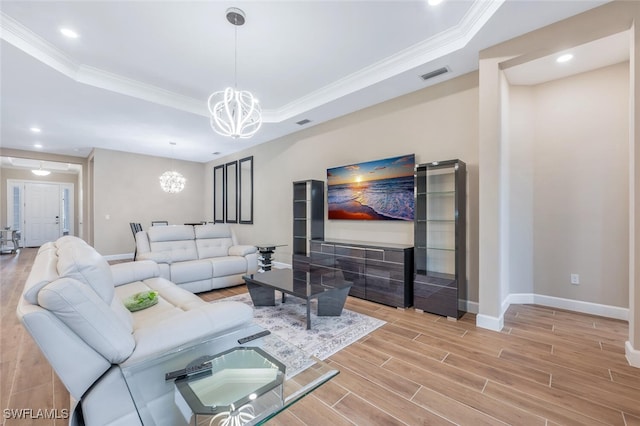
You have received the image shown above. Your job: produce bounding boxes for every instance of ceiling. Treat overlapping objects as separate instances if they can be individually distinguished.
[0,0,614,163]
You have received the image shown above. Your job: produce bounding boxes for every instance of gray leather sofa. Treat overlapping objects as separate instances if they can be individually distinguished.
[135,224,258,293]
[17,236,254,425]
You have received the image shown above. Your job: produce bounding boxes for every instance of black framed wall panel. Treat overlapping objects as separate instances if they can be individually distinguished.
[225,161,238,223]
[213,165,225,223]
[238,156,253,224]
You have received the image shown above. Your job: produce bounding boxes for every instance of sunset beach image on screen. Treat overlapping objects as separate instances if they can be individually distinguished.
[327,154,415,221]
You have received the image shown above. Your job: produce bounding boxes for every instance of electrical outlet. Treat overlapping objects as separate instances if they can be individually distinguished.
[570,274,580,285]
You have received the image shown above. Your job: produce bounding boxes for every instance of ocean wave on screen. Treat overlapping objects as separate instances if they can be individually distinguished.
[329,176,414,220]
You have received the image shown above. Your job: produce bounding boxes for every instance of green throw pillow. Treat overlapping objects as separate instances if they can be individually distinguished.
[124,290,158,312]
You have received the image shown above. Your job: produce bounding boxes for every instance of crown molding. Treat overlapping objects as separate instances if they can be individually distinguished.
[1,12,78,76]
[1,1,502,124]
[1,11,207,117]
[272,0,504,122]
[76,65,206,117]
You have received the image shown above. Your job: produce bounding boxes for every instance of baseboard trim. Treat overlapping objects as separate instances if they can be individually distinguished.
[506,293,628,321]
[476,313,504,331]
[476,292,627,332]
[104,253,134,261]
[626,341,640,367]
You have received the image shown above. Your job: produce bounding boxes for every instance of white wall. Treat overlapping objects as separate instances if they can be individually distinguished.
[206,72,481,302]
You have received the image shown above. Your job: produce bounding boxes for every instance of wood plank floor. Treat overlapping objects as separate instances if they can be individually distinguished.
[2,248,639,425]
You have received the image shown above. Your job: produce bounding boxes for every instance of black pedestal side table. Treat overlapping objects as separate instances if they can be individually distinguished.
[255,244,286,272]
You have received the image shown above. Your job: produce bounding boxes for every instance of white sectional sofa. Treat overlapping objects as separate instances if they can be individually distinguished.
[17,236,255,425]
[135,224,258,293]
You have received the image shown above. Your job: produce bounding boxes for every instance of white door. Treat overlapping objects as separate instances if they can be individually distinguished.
[24,183,62,247]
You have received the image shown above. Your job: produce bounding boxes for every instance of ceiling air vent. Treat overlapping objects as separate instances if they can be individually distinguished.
[420,67,449,81]
[296,119,312,126]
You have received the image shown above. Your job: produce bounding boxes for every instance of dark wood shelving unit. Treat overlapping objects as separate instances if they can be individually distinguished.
[414,159,466,319]
[292,180,324,271]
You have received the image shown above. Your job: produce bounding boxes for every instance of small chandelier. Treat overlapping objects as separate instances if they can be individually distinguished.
[32,161,51,176]
[207,7,262,139]
[159,171,185,193]
[159,142,186,193]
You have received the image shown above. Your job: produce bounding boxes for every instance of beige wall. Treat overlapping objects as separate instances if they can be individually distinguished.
[630,18,639,356]
[206,72,481,302]
[91,148,206,255]
[477,1,638,361]
[533,63,629,307]
[508,63,630,307]
[507,85,535,295]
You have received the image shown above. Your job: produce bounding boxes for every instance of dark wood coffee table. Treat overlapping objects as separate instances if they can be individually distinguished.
[243,269,352,329]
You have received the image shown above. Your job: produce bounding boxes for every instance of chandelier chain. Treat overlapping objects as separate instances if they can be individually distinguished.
[234,24,238,89]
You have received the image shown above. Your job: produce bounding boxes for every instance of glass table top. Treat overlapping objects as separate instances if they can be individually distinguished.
[244,268,352,299]
[120,324,338,425]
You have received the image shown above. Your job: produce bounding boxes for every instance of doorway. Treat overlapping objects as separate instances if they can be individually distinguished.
[6,180,74,247]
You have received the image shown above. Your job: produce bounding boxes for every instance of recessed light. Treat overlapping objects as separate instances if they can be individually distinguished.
[428,0,444,5]
[60,28,79,39]
[30,127,41,133]
[556,53,573,63]
[34,143,43,149]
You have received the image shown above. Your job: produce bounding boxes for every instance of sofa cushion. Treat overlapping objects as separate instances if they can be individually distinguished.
[149,240,198,263]
[194,224,232,239]
[147,225,195,243]
[196,238,233,259]
[114,281,188,331]
[38,278,135,363]
[171,259,212,284]
[210,257,247,277]
[124,301,253,365]
[56,237,115,303]
[144,277,205,311]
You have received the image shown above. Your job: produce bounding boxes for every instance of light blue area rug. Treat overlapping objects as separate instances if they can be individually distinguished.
[213,292,385,376]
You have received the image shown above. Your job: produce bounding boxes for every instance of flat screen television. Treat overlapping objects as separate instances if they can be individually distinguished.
[327,154,415,221]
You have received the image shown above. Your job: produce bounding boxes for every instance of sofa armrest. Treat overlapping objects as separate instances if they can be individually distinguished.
[136,252,171,264]
[228,245,257,256]
[111,261,160,287]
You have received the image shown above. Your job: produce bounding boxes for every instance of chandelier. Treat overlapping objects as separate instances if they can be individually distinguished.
[32,161,51,176]
[159,171,185,193]
[207,8,262,139]
[159,142,186,193]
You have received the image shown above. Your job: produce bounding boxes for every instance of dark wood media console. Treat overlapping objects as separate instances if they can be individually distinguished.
[309,238,413,308]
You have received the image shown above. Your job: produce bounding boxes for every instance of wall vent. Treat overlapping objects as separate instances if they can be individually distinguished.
[296,119,312,126]
[420,67,449,81]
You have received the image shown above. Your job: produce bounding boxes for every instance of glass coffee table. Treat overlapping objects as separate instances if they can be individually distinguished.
[121,324,338,425]
[243,269,352,330]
